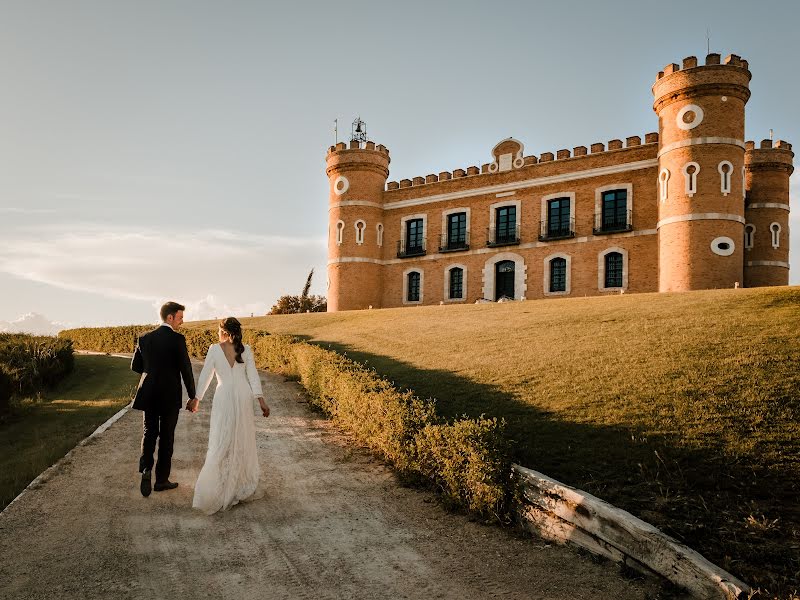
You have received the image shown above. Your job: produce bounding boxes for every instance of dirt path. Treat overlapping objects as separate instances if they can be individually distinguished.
[0,361,663,599]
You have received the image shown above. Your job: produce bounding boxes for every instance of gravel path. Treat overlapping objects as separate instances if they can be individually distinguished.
[0,361,664,599]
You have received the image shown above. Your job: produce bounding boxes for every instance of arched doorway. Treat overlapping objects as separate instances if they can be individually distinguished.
[495,260,515,300]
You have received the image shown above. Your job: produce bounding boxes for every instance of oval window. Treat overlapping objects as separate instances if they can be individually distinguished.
[711,236,735,256]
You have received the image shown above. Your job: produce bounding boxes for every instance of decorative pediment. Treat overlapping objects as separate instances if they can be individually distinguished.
[489,138,525,173]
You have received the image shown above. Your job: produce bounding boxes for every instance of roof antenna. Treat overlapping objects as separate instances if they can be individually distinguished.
[770,128,774,141]
[706,27,711,55]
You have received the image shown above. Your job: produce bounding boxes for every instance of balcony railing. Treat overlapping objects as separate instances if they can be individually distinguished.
[397,238,427,258]
[486,227,520,247]
[439,232,470,253]
[539,218,575,241]
[593,210,633,235]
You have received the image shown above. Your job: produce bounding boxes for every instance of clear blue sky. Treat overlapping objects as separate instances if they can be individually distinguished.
[1,0,797,330]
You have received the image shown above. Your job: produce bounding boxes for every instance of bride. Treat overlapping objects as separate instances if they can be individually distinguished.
[191,317,270,515]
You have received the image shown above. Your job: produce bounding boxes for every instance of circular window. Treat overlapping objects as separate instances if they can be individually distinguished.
[676,104,704,130]
[333,175,349,196]
[711,236,735,256]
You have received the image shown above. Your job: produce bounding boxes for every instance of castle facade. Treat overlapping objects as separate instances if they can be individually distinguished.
[326,53,793,312]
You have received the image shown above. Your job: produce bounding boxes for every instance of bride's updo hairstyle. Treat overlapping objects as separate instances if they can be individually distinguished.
[220,317,245,363]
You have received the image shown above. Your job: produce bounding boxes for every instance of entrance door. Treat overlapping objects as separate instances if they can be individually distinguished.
[495,260,515,300]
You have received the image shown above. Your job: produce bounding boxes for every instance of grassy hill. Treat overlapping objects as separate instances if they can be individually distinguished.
[189,286,800,593]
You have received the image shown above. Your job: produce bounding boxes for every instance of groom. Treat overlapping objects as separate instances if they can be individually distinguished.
[131,301,199,497]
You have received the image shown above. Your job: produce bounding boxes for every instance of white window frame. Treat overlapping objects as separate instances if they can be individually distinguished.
[444,263,468,302]
[718,161,733,196]
[744,224,755,250]
[441,207,471,248]
[659,169,670,203]
[376,223,384,247]
[402,268,424,305]
[354,219,366,245]
[682,162,700,197]
[400,213,428,250]
[594,183,633,223]
[770,222,781,249]
[540,192,575,237]
[543,253,571,296]
[741,166,746,198]
[335,220,344,245]
[481,252,527,301]
[598,246,629,291]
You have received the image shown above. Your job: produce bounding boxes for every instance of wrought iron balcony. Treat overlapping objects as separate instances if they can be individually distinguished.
[486,227,520,247]
[439,232,470,253]
[539,219,576,241]
[396,238,427,258]
[593,210,633,235]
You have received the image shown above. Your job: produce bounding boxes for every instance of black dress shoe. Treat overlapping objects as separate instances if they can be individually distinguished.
[140,469,152,497]
[153,481,179,492]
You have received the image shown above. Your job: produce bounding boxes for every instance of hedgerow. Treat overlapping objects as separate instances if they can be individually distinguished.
[0,334,74,400]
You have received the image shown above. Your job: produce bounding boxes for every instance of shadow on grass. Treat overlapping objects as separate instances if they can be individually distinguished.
[312,339,799,595]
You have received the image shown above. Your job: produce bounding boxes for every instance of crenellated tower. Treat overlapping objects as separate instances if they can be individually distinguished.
[653,54,751,292]
[744,139,793,287]
[325,139,390,311]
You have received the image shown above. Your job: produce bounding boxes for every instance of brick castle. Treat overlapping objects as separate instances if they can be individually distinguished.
[326,53,793,312]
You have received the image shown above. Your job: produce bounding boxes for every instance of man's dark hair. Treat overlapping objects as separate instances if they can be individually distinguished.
[160,301,185,322]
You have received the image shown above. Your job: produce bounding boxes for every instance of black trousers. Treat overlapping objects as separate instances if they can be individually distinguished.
[139,407,180,483]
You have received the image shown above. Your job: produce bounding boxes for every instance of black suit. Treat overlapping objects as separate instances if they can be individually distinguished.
[131,325,196,483]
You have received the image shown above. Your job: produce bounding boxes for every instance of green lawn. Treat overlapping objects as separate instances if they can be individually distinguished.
[189,286,800,593]
[0,354,138,510]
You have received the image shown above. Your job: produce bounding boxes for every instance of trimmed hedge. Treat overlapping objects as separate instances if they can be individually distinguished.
[60,326,513,519]
[0,333,75,399]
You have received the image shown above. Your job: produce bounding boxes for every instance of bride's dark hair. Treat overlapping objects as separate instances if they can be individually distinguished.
[220,317,245,363]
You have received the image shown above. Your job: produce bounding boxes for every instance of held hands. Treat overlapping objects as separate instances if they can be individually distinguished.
[257,396,270,418]
[185,398,200,413]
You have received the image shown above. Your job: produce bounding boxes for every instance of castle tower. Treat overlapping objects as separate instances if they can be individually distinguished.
[743,139,793,287]
[653,54,751,292]
[325,140,390,311]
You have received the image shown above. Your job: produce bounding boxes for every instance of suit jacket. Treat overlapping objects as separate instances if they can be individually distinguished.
[131,325,196,412]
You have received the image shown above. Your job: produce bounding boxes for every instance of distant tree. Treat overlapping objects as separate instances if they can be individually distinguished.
[269,269,328,315]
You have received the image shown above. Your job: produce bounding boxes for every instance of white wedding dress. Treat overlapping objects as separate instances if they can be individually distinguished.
[192,343,264,515]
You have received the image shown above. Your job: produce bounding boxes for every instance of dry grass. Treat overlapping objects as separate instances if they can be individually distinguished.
[0,354,138,509]
[187,286,800,593]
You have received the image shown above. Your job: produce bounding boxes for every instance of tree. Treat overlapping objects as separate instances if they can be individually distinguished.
[268,269,328,315]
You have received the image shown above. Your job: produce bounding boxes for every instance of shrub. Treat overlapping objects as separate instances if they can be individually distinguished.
[0,334,74,397]
[0,364,12,417]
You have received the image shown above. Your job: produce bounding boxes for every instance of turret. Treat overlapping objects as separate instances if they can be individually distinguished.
[744,139,793,287]
[653,54,751,292]
[325,139,390,311]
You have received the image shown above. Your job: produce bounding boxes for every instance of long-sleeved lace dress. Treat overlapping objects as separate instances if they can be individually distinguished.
[192,343,264,515]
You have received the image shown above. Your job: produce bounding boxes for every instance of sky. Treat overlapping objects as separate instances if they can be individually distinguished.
[1,0,798,332]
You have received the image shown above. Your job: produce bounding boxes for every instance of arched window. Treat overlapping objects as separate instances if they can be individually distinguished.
[604,252,624,288]
[376,223,384,247]
[406,271,421,302]
[448,267,464,299]
[336,220,344,245]
[682,162,700,197]
[549,257,567,293]
[770,223,781,249]
[354,220,366,245]
[744,224,755,250]
[659,169,670,203]
[718,161,733,196]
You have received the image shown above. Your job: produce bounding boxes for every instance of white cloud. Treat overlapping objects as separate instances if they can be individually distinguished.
[0,223,328,321]
[0,312,69,336]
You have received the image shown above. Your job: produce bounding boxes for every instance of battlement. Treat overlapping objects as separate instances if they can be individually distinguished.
[384,132,658,191]
[744,139,795,174]
[327,140,390,157]
[655,53,750,81]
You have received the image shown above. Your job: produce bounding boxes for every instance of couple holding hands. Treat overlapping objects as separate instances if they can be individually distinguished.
[131,301,270,515]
